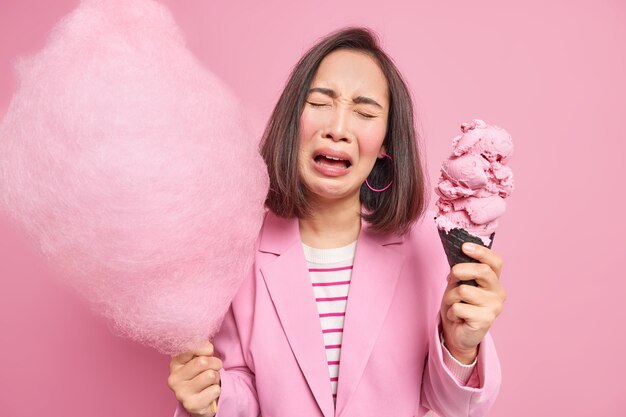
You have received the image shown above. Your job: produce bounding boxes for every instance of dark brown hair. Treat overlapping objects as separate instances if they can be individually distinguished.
[260,27,425,235]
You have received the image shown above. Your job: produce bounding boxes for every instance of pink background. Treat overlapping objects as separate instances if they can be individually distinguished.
[1,0,624,415]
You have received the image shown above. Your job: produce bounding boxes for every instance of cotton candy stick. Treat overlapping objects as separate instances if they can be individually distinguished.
[0,0,267,359]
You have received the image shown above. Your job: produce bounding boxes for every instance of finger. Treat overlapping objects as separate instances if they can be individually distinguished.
[446,301,480,323]
[170,352,195,371]
[462,243,504,277]
[443,283,485,307]
[450,262,499,290]
[187,368,221,393]
[181,384,221,417]
[211,368,221,386]
[447,302,496,329]
[446,286,506,320]
[190,341,215,357]
[449,262,507,307]
[177,356,223,382]
[170,341,215,372]
[172,367,221,403]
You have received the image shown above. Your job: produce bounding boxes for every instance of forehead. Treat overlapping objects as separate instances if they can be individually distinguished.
[311,49,389,104]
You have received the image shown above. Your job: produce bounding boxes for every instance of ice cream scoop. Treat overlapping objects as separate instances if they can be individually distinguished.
[435,119,514,281]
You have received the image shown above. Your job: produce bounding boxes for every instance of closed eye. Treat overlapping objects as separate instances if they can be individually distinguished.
[307,101,329,107]
[356,111,376,119]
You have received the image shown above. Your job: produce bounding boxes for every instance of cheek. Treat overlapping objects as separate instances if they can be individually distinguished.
[357,123,387,156]
[297,111,319,176]
[299,110,322,145]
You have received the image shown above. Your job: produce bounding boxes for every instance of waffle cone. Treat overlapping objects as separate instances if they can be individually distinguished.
[438,228,495,267]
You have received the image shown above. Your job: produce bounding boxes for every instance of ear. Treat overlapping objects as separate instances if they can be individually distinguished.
[377,145,387,158]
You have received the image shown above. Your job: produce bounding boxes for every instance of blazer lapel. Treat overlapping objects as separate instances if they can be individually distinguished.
[259,213,335,417]
[334,223,405,417]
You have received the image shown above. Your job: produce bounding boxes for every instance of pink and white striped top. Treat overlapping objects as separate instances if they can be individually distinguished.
[302,240,357,406]
[302,240,478,408]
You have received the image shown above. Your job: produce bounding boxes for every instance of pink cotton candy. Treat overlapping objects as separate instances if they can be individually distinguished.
[0,0,267,355]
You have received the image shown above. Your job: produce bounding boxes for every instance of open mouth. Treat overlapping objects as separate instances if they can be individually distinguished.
[313,153,352,169]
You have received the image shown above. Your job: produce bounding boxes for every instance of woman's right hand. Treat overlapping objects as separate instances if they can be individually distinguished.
[168,341,223,417]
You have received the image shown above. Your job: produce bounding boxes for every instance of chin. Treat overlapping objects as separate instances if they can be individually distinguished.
[306,184,360,204]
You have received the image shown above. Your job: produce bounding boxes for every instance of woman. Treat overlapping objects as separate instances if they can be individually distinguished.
[168,27,505,417]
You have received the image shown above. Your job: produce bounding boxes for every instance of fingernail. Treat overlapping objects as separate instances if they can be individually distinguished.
[463,242,476,253]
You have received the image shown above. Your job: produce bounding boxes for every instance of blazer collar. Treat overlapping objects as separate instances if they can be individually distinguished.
[258,211,406,417]
[258,210,404,256]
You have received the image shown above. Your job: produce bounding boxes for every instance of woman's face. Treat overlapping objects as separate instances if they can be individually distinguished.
[298,49,389,207]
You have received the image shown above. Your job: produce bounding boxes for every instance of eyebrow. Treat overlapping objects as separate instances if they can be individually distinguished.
[308,87,384,109]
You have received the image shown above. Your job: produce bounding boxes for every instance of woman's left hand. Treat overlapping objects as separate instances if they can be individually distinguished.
[440,242,506,364]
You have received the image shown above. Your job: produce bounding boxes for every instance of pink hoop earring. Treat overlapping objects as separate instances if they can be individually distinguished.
[365,153,393,192]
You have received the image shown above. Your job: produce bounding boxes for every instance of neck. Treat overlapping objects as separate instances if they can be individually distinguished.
[299,196,361,249]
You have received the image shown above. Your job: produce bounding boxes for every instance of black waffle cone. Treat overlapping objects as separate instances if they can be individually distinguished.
[438,228,495,286]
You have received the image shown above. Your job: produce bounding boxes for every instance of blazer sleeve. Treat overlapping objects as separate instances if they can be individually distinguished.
[215,298,262,417]
[420,318,502,417]
[174,265,261,417]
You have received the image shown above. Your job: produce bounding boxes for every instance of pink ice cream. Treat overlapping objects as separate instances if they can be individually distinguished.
[434,119,514,246]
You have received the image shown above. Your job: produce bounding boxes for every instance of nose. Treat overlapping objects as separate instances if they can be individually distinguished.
[322,107,353,143]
